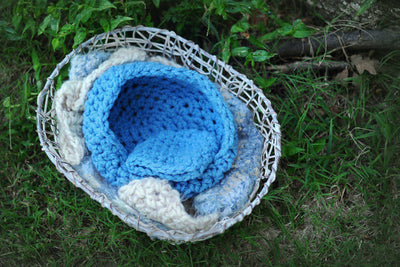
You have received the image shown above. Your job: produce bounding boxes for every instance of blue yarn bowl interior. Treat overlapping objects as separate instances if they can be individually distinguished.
[83,61,237,198]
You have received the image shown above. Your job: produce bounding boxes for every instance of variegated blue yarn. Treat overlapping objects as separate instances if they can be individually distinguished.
[69,51,110,80]
[193,91,264,217]
[82,61,238,198]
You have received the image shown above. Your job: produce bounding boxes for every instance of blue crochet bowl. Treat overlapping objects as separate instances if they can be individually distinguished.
[83,61,238,198]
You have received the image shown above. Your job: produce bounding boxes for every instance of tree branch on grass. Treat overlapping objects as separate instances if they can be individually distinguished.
[269,29,400,58]
[267,60,349,73]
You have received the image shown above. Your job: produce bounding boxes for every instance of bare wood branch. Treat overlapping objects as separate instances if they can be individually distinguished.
[268,30,400,58]
[267,60,350,73]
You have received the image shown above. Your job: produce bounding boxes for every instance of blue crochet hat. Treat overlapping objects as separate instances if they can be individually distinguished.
[83,61,238,198]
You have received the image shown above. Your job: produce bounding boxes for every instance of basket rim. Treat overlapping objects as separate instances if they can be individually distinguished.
[36,25,282,243]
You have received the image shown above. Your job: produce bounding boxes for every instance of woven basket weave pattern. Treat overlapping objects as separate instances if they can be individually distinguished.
[36,26,281,243]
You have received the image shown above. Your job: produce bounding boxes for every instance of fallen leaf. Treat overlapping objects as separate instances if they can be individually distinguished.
[240,32,250,39]
[329,105,341,114]
[334,68,349,83]
[350,54,378,75]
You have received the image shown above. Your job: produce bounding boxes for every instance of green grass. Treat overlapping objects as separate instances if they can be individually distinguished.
[1,0,400,265]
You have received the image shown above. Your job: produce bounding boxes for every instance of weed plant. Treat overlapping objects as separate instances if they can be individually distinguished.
[1,0,399,265]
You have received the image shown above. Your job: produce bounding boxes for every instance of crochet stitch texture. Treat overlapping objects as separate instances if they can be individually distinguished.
[193,90,264,217]
[54,48,148,165]
[69,51,110,80]
[56,48,265,232]
[118,178,218,233]
[83,61,238,197]
[118,90,265,226]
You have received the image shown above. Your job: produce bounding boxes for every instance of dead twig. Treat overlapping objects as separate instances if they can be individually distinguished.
[267,60,349,73]
[268,30,400,58]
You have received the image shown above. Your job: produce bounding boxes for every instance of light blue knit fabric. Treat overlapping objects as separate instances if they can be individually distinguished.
[83,61,238,197]
[69,51,110,80]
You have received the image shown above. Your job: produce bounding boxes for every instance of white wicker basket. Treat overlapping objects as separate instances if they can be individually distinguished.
[36,25,281,243]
